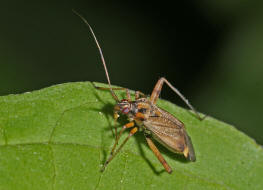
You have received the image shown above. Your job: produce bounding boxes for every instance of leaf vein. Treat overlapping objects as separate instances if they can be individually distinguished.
[49,144,57,190]
[48,101,100,143]
[94,150,104,190]
[2,126,7,145]
[120,153,128,190]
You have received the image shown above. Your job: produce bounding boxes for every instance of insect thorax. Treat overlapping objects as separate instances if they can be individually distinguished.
[128,98,151,116]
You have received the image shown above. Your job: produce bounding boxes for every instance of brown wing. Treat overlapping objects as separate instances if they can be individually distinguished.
[143,107,196,161]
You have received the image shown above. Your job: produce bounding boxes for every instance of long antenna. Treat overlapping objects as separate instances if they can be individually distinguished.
[73,10,119,102]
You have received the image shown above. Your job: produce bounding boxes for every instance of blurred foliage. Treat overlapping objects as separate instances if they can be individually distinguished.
[0,0,263,144]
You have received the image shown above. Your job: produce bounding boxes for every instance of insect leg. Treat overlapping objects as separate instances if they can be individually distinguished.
[101,127,138,172]
[135,91,147,99]
[93,83,131,101]
[150,77,203,120]
[113,112,119,141]
[94,83,132,138]
[144,134,172,174]
[95,87,127,90]
[110,122,134,155]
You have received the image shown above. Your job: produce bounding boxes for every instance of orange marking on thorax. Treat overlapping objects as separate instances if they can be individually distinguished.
[137,103,149,110]
[135,112,145,119]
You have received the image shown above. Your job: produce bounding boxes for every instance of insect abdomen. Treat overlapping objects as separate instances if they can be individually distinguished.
[184,133,196,161]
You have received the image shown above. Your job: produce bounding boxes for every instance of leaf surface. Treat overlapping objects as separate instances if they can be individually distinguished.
[0,82,262,190]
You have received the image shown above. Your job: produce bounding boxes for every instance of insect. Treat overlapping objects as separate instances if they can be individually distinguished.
[73,10,204,174]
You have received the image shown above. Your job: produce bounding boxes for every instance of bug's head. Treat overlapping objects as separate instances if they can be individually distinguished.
[114,99,131,115]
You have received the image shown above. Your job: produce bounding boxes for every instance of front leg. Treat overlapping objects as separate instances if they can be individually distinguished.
[135,91,147,99]
[92,82,132,101]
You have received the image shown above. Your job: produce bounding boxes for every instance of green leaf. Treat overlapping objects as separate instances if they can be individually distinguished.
[0,82,262,190]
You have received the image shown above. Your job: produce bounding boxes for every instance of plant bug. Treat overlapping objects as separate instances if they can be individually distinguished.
[73,10,204,174]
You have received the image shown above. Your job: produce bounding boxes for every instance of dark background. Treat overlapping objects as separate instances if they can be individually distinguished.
[0,1,263,144]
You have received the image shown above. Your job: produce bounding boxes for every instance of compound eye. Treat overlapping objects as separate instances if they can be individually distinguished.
[122,107,130,114]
